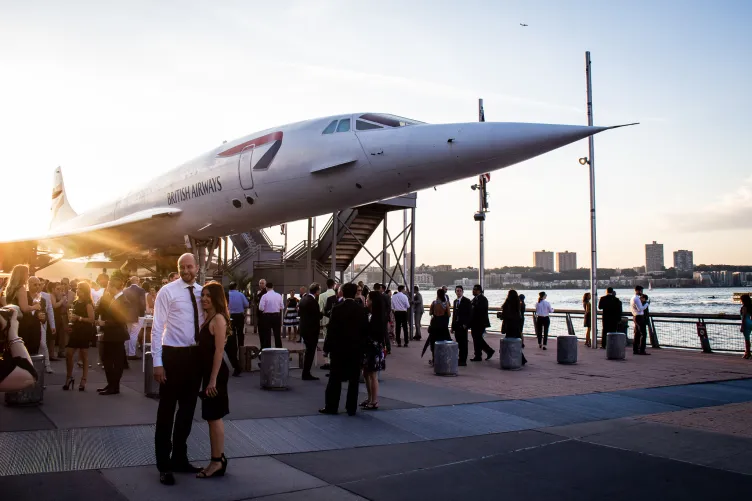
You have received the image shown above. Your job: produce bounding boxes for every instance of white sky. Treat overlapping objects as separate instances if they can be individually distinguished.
[1,0,750,269]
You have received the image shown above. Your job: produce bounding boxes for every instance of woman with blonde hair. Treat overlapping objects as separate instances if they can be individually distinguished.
[3,265,41,317]
[3,265,43,355]
[196,281,231,478]
[65,281,96,391]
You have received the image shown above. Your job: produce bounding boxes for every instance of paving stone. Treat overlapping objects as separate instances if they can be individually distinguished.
[101,456,327,501]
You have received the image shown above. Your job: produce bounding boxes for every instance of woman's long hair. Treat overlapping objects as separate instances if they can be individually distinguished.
[502,290,520,316]
[741,294,752,313]
[5,264,30,303]
[203,281,231,328]
[76,281,93,304]
[538,291,546,303]
[437,288,446,302]
[368,290,383,320]
[582,292,591,308]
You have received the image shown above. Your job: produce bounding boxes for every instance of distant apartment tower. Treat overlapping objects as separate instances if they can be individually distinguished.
[533,250,555,272]
[645,241,664,273]
[673,250,694,272]
[556,251,577,272]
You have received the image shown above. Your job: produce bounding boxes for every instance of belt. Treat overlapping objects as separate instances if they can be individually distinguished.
[163,345,198,350]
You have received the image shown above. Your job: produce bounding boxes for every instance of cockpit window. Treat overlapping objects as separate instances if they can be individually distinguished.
[359,113,423,128]
[356,120,383,131]
[322,120,338,134]
[336,118,351,133]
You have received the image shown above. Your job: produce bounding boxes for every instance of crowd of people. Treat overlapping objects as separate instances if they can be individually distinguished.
[3,257,752,486]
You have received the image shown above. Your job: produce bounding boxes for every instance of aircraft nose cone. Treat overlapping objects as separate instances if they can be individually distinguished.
[454,122,612,171]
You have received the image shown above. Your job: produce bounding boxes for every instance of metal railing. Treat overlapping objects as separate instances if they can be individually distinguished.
[418,306,746,353]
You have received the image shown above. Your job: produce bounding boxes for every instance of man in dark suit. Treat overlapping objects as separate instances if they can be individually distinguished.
[451,285,473,366]
[376,283,392,354]
[319,283,368,416]
[124,276,147,360]
[96,277,130,395]
[598,287,623,349]
[299,283,323,381]
[469,284,495,361]
[324,287,343,319]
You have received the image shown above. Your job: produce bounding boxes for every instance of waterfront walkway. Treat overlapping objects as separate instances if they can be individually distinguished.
[2,338,752,500]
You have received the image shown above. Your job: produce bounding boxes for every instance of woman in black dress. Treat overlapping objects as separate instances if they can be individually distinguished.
[427,289,451,366]
[361,291,386,410]
[501,289,527,366]
[66,282,95,391]
[197,281,231,479]
[582,292,592,347]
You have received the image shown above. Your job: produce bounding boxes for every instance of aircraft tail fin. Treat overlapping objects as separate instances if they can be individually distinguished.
[50,166,77,229]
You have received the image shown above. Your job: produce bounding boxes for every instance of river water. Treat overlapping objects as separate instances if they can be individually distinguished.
[475,287,748,315]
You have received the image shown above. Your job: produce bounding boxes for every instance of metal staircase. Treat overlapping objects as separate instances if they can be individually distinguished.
[313,207,386,272]
[226,194,416,291]
[226,229,282,273]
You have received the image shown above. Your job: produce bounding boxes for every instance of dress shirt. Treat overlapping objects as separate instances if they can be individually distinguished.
[151,279,204,367]
[228,289,250,314]
[40,291,56,330]
[630,295,648,316]
[391,292,410,311]
[535,300,554,316]
[92,288,107,307]
[114,291,124,300]
[259,289,284,313]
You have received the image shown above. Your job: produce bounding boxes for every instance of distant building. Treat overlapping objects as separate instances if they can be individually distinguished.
[673,250,693,272]
[556,251,577,272]
[414,273,434,288]
[431,264,453,272]
[693,272,713,285]
[533,250,555,272]
[645,241,664,273]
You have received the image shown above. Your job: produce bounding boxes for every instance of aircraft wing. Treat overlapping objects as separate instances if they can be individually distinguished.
[1,207,182,257]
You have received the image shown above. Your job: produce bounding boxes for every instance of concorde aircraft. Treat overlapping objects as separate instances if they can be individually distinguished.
[1,113,634,258]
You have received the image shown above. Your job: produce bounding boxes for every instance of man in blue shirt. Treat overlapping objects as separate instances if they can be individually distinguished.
[228,282,249,377]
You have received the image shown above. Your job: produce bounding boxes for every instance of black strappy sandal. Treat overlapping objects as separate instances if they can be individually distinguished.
[196,454,227,479]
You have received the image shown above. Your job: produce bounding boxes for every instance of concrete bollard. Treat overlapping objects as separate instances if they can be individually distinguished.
[556,335,578,364]
[433,340,459,376]
[606,332,626,360]
[260,348,289,390]
[5,354,45,406]
[500,338,522,370]
[144,351,160,398]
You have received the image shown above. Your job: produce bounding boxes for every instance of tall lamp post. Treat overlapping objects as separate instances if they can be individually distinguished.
[580,51,599,349]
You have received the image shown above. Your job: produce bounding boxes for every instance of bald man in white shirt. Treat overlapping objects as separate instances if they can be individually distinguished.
[259,282,285,348]
[151,254,205,486]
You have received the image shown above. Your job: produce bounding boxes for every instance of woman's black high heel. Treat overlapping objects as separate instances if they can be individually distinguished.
[79,378,87,392]
[63,377,75,391]
[197,454,227,479]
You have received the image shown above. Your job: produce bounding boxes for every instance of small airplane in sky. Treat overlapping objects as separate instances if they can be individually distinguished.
[520,23,528,27]
[1,113,634,258]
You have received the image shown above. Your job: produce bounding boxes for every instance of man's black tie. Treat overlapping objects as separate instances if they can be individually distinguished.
[188,285,199,343]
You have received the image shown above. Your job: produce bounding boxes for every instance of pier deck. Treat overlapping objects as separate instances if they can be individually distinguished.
[2,336,752,500]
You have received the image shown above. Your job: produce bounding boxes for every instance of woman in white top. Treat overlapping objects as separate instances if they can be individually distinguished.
[535,291,554,350]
